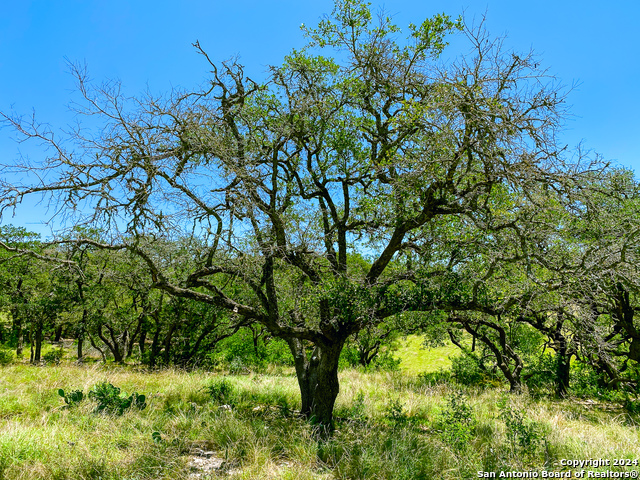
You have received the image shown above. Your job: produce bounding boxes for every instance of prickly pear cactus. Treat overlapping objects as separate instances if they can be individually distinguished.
[58,388,84,406]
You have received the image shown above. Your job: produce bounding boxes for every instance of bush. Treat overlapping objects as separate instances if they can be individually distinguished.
[570,360,606,397]
[372,350,401,371]
[497,397,546,454]
[624,397,640,414]
[435,391,477,451]
[204,378,235,404]
[384,398,408,426]
[0,348,13,365]
[88,382,146,415]
[211,329,291,370]
[450,353,491,386]
[523,353,556,393]
[43,347,65,365]
[339,343,401,371]
[339,345,360,369]
[417,369,452,387]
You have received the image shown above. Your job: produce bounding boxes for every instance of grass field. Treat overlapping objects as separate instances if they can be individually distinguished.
[1,357,639,479]
[393,335,459,375]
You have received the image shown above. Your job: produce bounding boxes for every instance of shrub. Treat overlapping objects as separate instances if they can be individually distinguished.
[89,382,146,415]
[0,348,13,365]
[450,352,502,387]
[570,360,606,397]
[450,353,485,386]
[349,391,367,421]
[416,369,451,387]
[523,353,557,393]
[372,350,401,371]
[436,391,477,451]
[204,378,235,404]
[339,345,360,369]
[624,397,640,414]
[339,342,401,371]
[43,347,65,365]
[497,397,545,454]
[384,398,408,426]
[212,329,291,371]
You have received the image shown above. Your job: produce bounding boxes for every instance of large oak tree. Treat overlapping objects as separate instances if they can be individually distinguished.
[0,0,593,430]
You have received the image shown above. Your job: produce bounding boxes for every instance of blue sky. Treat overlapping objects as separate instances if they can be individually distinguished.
[1,0,639,235]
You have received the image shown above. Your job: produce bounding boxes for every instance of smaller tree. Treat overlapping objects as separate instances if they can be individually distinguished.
[0,226,60,361]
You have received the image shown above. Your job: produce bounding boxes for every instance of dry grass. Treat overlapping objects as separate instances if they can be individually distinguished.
[0,363,639,479]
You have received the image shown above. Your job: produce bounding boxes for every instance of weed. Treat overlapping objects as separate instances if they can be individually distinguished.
[278,397,292,417]
[228,357,250,374]
[2,363,640,479]
[450,353,501,387]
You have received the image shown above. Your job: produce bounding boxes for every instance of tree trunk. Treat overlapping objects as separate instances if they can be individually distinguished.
[127,315,143,358]
[358,341,381,368]
[503,363,523,393]
[553,331,571,398]
[138,321,147,357]
[88,332,107,363]
[34,323,43,363]
[77,308,88,361]
[163,322,177,365]
[77,334,83,360]
[251,325,261,357]
[54,325,63,342]
[287,337,345,436]
[97,324,124,363]
[29,319,44,364]
[457,318,523,393]
[11,278,25,357]
[12,312,23,357]
[29,321,34,363]
[613,284,640,364]
[76,283,87,361]
[149,323,162,367]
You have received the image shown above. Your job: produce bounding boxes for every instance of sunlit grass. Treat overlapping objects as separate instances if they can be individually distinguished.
[0,363,639,479]
[393,334,460,375]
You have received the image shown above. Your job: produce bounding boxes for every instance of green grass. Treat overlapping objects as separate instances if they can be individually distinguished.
[393,335,460,375]
[1,362,640,479]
